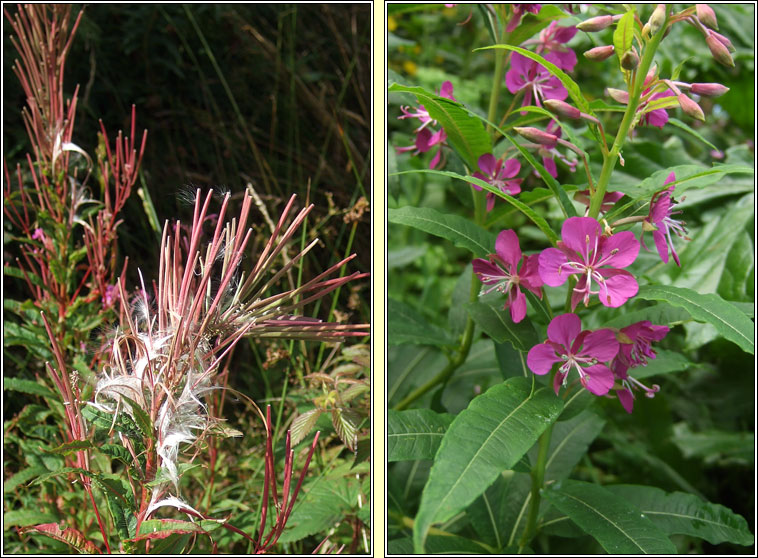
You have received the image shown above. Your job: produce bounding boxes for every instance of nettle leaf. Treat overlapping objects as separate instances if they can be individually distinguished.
[606,485,754,546]
[542,479,677,554]
[331,407,360,451]
[635,285,754,354]
[467,297,538,352]
[475,45,590,114]
[391,170,560,244]
[388,205,495,257]
[290,408,323,447]
[19,523,100,554]
[388,83,492,170]
[413,377,563,553]
[387,297,455,347]
[387,409,455,462]
[613,9,637,65]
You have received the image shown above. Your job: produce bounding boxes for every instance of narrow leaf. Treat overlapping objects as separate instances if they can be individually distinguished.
[3,377,57,399]
[635,285,754,354]
[607,485,754,546]
[413,377,563,552]
[388,297,455,347]
[19,523,100,554]
[387,409,455,462]
[467,298,538,352]
[388,205,496,257]
[613,10,637,62]
[543,479,677,554]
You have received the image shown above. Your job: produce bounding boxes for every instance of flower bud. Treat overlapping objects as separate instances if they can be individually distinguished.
[689,82,730,97]
[606,88,629,104]
[696,4,718,30]
[583,45,615,61]
[647,4,667,36]
[577,15,614,32]
[677,94,705,121]
[544,99,581,120]
[513,127,558,147]
[706,31,735,67]
[711,30,736,52]
[620,49,640,70]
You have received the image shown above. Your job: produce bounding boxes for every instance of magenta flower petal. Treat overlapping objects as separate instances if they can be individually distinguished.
[472,258,502,281]
[538,247,570,286]
[617,388,635,413]
[653,230,670,263]
[509,289,527,323]
[495,229,522,269]
[596,269,639,307]
[547,313,581,349]
[501,158,521,178]
[527,343,561,375]
[600,230,640,268]
[581,364,615,395]
[560,217,601,259]
[477,153,496,177]
[581,329,620,362]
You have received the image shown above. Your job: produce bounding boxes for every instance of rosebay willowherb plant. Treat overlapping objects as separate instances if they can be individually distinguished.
[389,4,753,555]
[23,188,369,553]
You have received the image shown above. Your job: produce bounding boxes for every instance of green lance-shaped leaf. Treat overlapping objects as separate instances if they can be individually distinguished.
[3,377,57,399]
[387,409,455,462]
[45,439,96,456]
[542,479,677,554]
[388,83,492,170]
[413,377,563,553]
[466,298,538,352]
[475,45,591,114]
[613,9,637,66]
[635,285,754,354]
[387,297,456,347]
[607,485,754,546]
[391,170,559,245]
[19,523,100,554]
[388,205,496,258]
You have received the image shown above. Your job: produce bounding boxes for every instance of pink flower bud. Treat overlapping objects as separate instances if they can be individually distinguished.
[583,45,615,61]
[577,15,614,32]
[606,88,629,104]
[689,82,730,97]
[647,4,667,36]
[544,99,581,120]
[706,31,735,67]
[677,94,705,122]
[513,127,558,147]
[696,4,718,30]
[711,30,736,52]
[620,49,640,70]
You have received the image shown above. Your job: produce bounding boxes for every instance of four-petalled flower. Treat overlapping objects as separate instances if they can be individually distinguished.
[527,313,619,395]
[472,229,543,323]
[538,217,640,309]
[641,172,689,266]
[472,153,523,211]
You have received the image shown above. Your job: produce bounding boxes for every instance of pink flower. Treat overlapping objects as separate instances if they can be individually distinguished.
[539,217,640,309]
[641,172,688,266]
[527,313,619,395]
[472,153,522,211]
[472,229,543,323]
[396,81,456,169]
[533,21,578,71]
[32,228,45,241]
[611,321,669,413]
[607,78,676,128]
[574,190,624,214]
[507,4,542,32]
[506,52,568,110]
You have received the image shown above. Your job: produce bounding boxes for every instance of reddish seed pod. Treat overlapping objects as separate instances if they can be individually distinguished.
[577,15,614,32]
[677,94,705,122]
[544,99,581,120]
[706,31,735,67]
[513,127,558,147]
[696,4,718,30]
[583,45,615,61]
[689,83,730,97]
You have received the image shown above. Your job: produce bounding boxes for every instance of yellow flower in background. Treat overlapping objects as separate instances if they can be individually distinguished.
[388,15,397,31]
[403,60,418,76]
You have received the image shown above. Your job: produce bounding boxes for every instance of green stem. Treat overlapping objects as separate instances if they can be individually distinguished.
[519,422,553,551]
[588,7,669,219]
[485,8,510,140]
